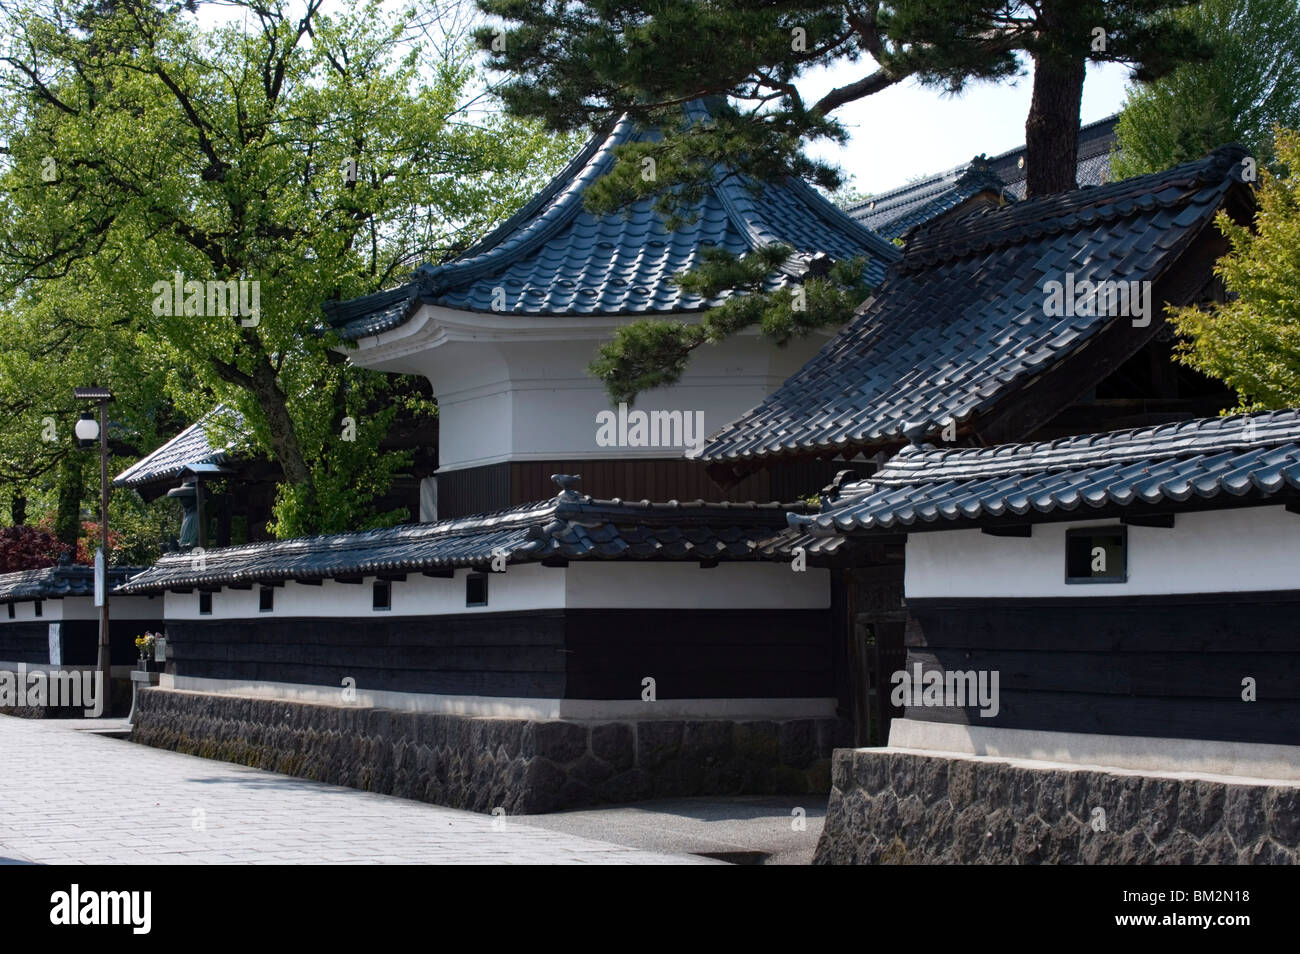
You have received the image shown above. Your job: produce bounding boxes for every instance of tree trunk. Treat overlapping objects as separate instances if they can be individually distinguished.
[250,360,312,486]
[10,494,26,527]
[54,456,84,548]
[1025,3,1087,198]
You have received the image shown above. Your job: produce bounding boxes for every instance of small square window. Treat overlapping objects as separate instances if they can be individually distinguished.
[466,573,488,607]
[259,587,274,612]
[199,591,213,615]
[34,600,42,617]
[372,580,391,611]
[1065,526,1127,583]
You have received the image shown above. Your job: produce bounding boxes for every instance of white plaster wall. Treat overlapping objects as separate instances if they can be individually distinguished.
[356,306,831,473]
[563,561,830,610]
[0,599,59,622]
[160,561,828,619]
[905,506,1300,598]
[162,562,566,620]
[58,595,162,621]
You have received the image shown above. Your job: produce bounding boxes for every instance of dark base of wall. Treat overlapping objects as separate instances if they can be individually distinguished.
[0,678,131,718]
[815,749,1300,864]
[131,689,850,814]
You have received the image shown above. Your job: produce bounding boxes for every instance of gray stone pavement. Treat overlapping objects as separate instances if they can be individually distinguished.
[0,716,715,865]
[514,796,826,864]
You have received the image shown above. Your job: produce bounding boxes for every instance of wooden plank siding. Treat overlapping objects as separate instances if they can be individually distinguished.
[164,607,834,701]
[436,458,848,519]
[902,592,1300,746]
[0,621,50,664]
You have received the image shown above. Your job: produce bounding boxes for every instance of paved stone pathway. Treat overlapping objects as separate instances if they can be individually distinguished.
[0,717,711,864]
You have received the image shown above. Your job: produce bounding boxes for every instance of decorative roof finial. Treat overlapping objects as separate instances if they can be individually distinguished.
[551,474,582,499]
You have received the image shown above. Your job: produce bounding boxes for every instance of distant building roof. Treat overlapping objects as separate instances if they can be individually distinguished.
[113,405,243,490]
[0,563,143,603]
[778,409,1300,555]
[701,144,1254,482]
[116,484,804,594]
[324,101,900,340]
[845,114,1120,240]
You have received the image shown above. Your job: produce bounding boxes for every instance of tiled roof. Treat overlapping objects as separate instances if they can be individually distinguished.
[325,101,900,339]
[844,114,1119,239]
[844,163,1008,241]
[778,410,1300,554]
[991,113,1120,200]
[116,485,805,594]
[113,405,243,488]
[0,564,144,603]
[701,144,1253,475]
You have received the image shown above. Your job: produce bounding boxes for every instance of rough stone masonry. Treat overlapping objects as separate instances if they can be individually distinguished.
[815,749,1300,864]
[131,688,849,814]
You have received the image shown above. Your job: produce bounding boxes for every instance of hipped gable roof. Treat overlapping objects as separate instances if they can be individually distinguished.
[777,409,1300,556]
[325,101,899,340]
[701,144,1255,482]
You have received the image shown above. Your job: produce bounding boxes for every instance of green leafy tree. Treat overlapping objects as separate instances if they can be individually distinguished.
[1113,0,1300,177]
[0,267,180,556]
[476,0,1208,401]
[0,0,577,538]
[1169,127,1300,408]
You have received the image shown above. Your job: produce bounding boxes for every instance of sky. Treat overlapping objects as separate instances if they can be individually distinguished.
[805,59,1136,197]
[193,0,1140,200]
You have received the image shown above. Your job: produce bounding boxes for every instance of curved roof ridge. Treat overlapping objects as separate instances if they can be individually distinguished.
[413,114,640,297]
[779,174,904,264]
[113,404,242,487]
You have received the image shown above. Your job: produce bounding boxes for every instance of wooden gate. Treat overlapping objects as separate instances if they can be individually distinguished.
[845,563,907,747]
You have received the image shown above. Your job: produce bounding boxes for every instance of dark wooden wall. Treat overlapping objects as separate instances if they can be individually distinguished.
[904,591,1300,746]
[437,457,846,519]
[0,622,49,664]
[564,609,832,700]
[165,607,834,701]
[0,617,153,665]
[59,619,164,667]
[168,612,568,698]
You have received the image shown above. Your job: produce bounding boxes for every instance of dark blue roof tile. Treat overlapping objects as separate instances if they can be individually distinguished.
[0,563,146,603]
[703,145,1253,474]
[117,488,806,594]
[325,103,898,338]
[775,409,1300,554]
[113,405,243,489]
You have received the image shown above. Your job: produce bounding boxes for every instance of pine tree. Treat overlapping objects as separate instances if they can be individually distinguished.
[476,1,1210,401]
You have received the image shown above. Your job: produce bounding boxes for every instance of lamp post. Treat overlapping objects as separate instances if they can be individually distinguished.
[74,386,113,712]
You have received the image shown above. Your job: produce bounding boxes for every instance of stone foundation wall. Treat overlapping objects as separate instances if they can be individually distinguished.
[815,748,1300,864]
[132,688,848,814]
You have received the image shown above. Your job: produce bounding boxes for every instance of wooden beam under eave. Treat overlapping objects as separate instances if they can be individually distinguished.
[1122,513,1176,528]
[981,525,1033,538]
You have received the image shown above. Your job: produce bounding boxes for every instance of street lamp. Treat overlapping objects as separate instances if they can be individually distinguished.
[74,386,113,714]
